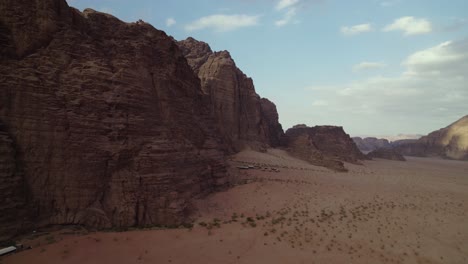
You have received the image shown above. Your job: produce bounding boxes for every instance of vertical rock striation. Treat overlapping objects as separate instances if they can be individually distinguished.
[0,122,28,241]
[0,0,228,238]
[177,37,284,151]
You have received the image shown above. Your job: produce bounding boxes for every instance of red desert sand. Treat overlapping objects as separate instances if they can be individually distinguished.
[2,149,468,264]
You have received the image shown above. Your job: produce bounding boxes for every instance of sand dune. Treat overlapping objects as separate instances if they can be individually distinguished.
[3,149,468,264]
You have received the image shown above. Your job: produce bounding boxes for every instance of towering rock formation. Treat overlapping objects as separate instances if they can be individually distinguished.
[283,125,366,171]
[395,115,468,160]
[177,37,284,151]
[0,0,228,239]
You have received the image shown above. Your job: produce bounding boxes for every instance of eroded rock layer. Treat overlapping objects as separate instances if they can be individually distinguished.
[178,37,284,151]
[0,0,227,237]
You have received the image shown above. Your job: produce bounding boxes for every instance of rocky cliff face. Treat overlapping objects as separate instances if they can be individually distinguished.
[395,116,468,160]
[283,125,366,171]
[0,122,29,241]
[177,37,283,151]
[352,137,391,152]
[260,98,283,148]
[0,0,228,238]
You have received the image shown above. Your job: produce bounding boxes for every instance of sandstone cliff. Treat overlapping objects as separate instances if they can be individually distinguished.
[0,0,228,239]
[283,125,366,171]
[177,37,284,151]
[0,122,29,241]
[395,115,468,160]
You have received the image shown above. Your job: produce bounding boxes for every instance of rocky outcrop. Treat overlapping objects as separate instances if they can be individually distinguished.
[177,37,284,151]
[367,148,406,161]
[395,115,468,160]
[283,125,366,171]
[0,0,228,238]
[352,137,391,152]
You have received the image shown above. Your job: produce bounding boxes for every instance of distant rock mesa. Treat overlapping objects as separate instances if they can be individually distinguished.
[352,137,391,152]
[283,125,367,171]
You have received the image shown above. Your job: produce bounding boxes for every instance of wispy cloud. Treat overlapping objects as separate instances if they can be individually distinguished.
[275,8,297,26]
[402,41,468,77]
[353,62,387,72]
[166,17,176,27]
[276,0,300,10]
[274,0,301,27]
[185,14,260,32]
[383,16,432,35]
[300,39,468,134]
[341,23,373,36]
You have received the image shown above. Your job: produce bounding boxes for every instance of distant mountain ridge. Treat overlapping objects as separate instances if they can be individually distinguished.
[352,137,391,152]
[353,134,424,153]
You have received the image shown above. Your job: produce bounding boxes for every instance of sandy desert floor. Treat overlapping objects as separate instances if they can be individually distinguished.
[2,149,468,264]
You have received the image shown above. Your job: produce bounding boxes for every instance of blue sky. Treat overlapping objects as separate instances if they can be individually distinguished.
[68,0,468,137]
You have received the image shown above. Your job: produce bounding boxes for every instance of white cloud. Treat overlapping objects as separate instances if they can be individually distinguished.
[341,23,373,36]
[301,39,468,135]
[383,16,432,35]
[274,0,301,27]
[166,17,176,27]
[276,0,300,10]
[353,62,387,72]
[185,14,260,32]
[403,41,468,77]
[275,8,297,27]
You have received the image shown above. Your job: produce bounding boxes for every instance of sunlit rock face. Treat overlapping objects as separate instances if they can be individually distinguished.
[396,116,468,160]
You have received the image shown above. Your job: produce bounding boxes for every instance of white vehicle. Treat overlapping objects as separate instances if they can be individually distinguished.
[0,246,17,256]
